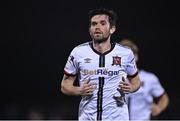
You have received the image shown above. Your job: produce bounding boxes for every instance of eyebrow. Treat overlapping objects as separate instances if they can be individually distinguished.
[91,20,107,24]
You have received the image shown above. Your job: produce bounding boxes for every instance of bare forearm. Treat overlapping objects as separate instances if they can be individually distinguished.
[129,75,140,93]
[157,93,169,112]
[61,74,81,96]
[61,84,82,96]
[151,93,169,116]
[61,75,97,96]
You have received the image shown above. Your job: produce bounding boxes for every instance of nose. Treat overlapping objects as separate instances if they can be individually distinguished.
[95,24,102,31]
[95,23,102,28]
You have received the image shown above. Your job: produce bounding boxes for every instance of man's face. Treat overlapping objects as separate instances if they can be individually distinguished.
[89,14,114,43]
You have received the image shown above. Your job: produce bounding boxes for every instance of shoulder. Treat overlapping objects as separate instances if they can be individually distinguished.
[140,70,159,81]
[77,41,91,47]
[114,43,134,59]
[115,42,132,53]
[72,41,91,51]
[73,42,91,50]
[116,42,131,50]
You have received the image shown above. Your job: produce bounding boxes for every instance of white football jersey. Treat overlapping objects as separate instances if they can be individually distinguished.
[64,42,138,120]
[127,70,165,120]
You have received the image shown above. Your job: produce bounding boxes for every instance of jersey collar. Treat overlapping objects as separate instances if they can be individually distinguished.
[89,41,115,55]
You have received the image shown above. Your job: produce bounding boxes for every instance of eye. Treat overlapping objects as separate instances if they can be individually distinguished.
[100,21,106,25]
[91,22,97,26]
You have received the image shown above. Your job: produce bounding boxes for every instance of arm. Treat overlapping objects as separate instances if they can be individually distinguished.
[151,93,169,116]
[128,74,141,93]
[119,74,141,94]
[61,74,96,96]
[120,49,141,93]
[61,74,80,95]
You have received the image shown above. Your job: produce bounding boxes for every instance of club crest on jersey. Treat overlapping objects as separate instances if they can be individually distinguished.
[84,58,91,63]
[112,56,121,66]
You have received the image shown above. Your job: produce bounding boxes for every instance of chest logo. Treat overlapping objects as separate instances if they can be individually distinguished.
[84,58,91,63]
[112,56,121,66]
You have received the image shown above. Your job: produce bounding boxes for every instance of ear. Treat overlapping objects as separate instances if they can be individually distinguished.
[110,26,116,34]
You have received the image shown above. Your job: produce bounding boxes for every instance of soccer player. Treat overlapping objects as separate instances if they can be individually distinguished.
[61,8,141,120]
[120,39,169,120]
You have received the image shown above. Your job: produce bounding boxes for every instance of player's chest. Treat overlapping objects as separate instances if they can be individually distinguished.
[135,79,152,95]
[77,54,127,70]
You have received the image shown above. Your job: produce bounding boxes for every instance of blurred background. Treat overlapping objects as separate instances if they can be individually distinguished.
[0,0,179,120]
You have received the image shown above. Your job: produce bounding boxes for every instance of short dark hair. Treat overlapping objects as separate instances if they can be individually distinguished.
[88,8,118,27]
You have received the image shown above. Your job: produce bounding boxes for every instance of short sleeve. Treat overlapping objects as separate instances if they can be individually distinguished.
[64,48,79,76]
[126,50,138,77]
[151,75,165,97]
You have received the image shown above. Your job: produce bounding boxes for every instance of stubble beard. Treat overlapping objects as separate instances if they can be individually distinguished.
[93,34,110,44]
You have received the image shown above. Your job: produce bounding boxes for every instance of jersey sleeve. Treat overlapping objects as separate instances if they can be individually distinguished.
[126,50,138,77]
[64,48,79,76]
[151,75,165,97]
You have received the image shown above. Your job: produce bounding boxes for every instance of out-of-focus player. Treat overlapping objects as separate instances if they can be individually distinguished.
[119,38,169,120]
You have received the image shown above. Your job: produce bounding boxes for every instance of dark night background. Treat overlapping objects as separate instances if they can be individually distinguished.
[0,0,179,119]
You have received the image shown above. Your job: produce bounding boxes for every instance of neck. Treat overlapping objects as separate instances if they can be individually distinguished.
[93,40,111,54]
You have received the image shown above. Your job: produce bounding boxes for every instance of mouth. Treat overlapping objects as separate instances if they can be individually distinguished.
[94,32,102,35]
